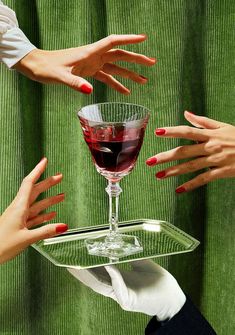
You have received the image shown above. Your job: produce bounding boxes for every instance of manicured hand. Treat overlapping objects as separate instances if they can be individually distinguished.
[0,157,67,264]
[146,111,235,193]
[14,34,156,95]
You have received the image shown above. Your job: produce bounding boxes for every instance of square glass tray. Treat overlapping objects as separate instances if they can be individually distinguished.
[32,219,200,269]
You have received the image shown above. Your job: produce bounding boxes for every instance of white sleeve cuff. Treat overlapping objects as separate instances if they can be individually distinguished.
[0,2,19,33]
[0,26,36,68]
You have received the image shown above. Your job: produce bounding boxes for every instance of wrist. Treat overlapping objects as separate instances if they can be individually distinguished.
[156,276,186,322]
[14,48,47,81]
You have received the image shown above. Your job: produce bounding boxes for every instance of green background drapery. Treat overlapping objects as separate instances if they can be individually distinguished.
[0,0,234,334]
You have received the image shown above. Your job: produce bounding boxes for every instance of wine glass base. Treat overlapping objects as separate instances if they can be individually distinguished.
[85,234,143,260]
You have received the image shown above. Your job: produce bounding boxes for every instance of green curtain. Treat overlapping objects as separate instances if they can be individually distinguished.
[0,0,234,334]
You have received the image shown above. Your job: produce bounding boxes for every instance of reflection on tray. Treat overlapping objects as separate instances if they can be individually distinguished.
[32,219,200,269]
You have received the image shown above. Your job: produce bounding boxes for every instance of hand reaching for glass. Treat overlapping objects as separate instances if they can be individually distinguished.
[0,157,68,264]
[146,111,235,193]
[68,259,186,321]
[14,34,156,95]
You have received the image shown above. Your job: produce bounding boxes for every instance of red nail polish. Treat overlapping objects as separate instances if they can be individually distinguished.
[57,193,65,196]
[175,186,186,194]
[81,84,93,94]
[186,111,194,115]
[156,171,166,179]
[155,128,166,136]
[56,224,68,234]
[140,75,148,80]
[146,157,157,166]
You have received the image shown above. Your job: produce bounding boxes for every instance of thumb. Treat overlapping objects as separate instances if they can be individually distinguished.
[105,265,129,308]
[184,111,226,129]
[28,223,68,243]
[63,73,93,94]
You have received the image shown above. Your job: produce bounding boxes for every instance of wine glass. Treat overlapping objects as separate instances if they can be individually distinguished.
[77,102,150,259]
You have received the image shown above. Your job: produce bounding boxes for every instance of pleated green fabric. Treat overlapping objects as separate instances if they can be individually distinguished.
[0,0,234,334]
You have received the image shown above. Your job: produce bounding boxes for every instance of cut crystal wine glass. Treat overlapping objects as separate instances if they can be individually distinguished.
[77,102,150,259]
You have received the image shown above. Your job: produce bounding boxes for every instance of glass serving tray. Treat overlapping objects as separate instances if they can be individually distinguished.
[32,219,200,269]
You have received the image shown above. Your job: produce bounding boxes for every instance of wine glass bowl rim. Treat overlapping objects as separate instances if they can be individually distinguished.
[77,102,150,125]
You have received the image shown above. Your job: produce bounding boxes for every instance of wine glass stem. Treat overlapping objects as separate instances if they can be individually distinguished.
[105,180,122,238]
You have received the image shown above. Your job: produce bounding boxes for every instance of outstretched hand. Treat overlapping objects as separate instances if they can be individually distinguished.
[14,34,156,94]
[0,158,67,264]
[146,111,235,193]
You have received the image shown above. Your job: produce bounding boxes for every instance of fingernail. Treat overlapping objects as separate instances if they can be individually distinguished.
[175,186,186,194]
[156,171,166,179]
[40,157,46,163]
[155,128,166,136]
[55,173,62,176]
[81,84,93,94]
[186,111,194,115]
[149,57,157,62]
[139,75,148,80]
[146,157,157,166]
[56,224,68,234]
[57,193,65,196]
[140,33,147,37]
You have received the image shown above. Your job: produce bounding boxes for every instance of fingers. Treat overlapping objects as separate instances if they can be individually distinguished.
[155,156,213,179]
[102,63,148,84]
[91,34,148,54]
[28,193,65,219]
[31,173,63,204]
[105,266,129,308]
[130,259,164,273]
[184,111,227,129]
[146,142,222,166]
[175,167,227,193]
[27,211,57,228]
[103,49,156,66]
[67,268,116,299]
[94,71,130,95]
[27,223,68,243]
[63,73,93,94]
[15,158,48,207]
[155,125,210,141]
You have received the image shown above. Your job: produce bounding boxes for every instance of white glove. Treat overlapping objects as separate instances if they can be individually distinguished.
[68,260,186,321]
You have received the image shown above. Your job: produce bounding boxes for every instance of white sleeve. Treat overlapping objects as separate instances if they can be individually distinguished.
[0,2,36,68]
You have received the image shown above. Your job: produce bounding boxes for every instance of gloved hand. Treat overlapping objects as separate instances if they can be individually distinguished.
[68,260,186,321]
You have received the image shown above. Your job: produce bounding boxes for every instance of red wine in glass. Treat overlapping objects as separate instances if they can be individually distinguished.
[83,124,145,179]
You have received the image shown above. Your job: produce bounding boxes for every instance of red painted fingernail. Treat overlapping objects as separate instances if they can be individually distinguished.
[175,186,186,194]
[57,193,65,196]
[140,75,148,80]
[155,128,166,136]
[56,224,68,234]
[156,171,166,179]
[146,157,157,166]
[186,111,194,115]
[81,84,93,94]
